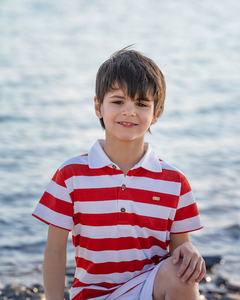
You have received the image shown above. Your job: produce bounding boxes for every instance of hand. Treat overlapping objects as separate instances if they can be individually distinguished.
[172,242,206,284]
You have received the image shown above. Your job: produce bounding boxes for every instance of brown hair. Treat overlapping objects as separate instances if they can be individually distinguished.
[95,46,166,129]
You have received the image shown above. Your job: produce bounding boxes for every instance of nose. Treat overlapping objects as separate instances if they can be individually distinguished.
[122,101,136,116]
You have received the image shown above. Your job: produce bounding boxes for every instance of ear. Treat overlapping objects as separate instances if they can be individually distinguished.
[151,108,162,125]
[94,96,102,118]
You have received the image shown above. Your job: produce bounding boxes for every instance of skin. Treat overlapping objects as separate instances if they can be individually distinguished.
[153,234,205,299]
[43,225,69,300]
[94,87,161,175]
[43,87,206,300]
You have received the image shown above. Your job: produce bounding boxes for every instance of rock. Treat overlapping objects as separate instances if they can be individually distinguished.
[204,293,222,300]
[0,283,46,300]
[0,257,240,300]
[203,256,224,269]
[199,295,208,300]
[205,286,229,295]
[215,276,228,287]
[29,284,45,294]
[221,294,240,300]
[226,281,240,292]
[64,287,70,300]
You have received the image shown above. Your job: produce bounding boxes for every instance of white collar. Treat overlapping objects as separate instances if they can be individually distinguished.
[88,140,162,173]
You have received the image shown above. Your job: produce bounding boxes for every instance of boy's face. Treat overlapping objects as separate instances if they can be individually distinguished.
[95,86,161,144]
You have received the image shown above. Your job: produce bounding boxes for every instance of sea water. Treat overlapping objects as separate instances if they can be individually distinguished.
[0,0,239,287]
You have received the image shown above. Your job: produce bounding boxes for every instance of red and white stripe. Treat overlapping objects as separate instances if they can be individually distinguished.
[33,140,203,299]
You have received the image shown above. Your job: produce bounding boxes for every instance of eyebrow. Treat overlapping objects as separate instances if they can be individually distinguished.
[109,95,126,99]
[109,94,152,101]
[135,97,152,102]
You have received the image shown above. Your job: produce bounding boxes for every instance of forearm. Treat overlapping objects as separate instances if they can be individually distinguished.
[169,233,190,256]
[169,233,206,284]
[43,246,66,300]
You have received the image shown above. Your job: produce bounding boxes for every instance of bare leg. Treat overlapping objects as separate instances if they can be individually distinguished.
[153,257,199,300]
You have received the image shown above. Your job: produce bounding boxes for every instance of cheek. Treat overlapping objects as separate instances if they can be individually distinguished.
[100,107,115,125]
[143,111,155,123]
[104,106,118,118]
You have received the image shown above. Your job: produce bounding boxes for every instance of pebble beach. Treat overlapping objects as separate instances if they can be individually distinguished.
[1,256,240,300]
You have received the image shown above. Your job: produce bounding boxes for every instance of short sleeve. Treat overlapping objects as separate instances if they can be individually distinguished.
[170,174,203,234]
[32,168,74,231]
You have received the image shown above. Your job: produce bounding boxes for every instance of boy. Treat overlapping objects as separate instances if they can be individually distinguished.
[33,47,205,300]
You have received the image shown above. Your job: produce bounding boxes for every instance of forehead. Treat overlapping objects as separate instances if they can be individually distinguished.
[106,83,154,101]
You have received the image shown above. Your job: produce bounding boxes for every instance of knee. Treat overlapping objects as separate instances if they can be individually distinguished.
[153,258,199,300]
[154,257,183,286]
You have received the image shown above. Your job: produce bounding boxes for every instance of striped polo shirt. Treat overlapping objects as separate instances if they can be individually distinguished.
[33,139,203,300]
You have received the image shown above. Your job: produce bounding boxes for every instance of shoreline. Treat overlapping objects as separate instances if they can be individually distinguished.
[1,256,240,300]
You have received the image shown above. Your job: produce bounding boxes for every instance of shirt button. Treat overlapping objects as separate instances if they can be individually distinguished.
[121,207,126,213]
[121,184,126,190]
[112,165,117,169]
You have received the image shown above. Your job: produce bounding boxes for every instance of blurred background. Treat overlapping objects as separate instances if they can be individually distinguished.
[0,0,239,288]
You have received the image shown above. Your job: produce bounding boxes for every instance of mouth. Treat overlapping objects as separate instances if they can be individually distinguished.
[118,121,137,126]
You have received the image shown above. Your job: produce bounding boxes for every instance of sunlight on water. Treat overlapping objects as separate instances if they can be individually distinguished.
[0,0,240,286]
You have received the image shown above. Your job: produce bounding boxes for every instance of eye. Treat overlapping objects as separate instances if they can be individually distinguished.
[112,100,123,105]
[136,101,148,107]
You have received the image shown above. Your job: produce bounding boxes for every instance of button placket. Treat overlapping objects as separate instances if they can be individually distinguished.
[120,184,126,213]
[118,180,129,224]
[121,184,126,190]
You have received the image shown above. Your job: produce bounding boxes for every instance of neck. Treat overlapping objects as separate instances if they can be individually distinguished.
[103,139,146,176]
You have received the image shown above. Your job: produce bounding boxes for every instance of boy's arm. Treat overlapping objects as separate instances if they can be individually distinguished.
[169,233,206,284]
[43,224,69,300]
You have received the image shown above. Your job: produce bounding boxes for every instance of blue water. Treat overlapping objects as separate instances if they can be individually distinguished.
[0,0,240,288]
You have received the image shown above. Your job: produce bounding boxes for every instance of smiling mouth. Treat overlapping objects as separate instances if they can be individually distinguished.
[118,122,137,126]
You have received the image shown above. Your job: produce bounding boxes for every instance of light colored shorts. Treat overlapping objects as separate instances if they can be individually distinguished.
[105,260,164,300]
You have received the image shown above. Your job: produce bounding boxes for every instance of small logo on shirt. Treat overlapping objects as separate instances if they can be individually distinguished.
[152,196,160,201]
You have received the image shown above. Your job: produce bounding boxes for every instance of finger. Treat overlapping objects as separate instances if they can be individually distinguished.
[179,252,201,282]
[172,248,180,265]
[195,260,206,283]
[177,256,191,278]
[185,258,203,284]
